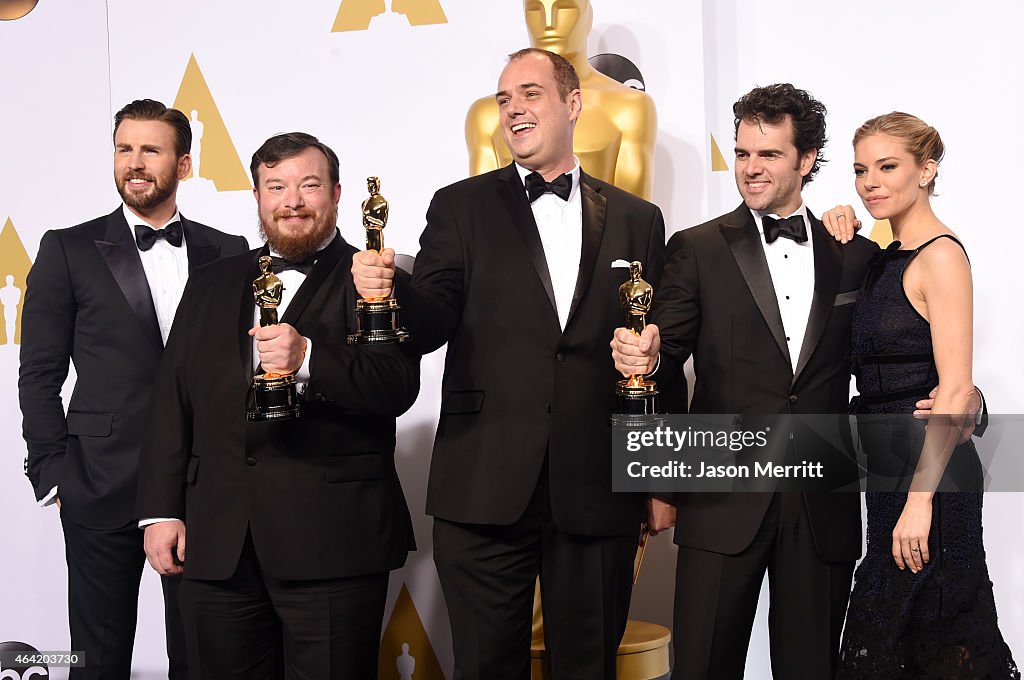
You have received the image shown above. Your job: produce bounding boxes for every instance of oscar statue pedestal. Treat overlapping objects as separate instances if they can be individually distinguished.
[530,619,671,679]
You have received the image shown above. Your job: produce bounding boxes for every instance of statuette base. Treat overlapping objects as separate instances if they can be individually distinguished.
[347,297,410,345]
[247,373,302,421]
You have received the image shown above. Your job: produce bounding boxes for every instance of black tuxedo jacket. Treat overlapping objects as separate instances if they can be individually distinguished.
[653,204,878,562]
[136,233,418,581]
[396,164,678,537]
[19,207,247,529]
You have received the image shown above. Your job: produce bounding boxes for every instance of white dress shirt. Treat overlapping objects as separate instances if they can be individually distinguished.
[750,204,815,368]
[125,204,190,345]
[515,160,583,330]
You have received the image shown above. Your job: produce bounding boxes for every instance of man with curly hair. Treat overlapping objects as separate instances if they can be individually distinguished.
[611,83,877,678]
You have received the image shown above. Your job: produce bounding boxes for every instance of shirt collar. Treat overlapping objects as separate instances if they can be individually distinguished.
[123,204,181,232]
[514,157,581,202]
[750,202,811,244]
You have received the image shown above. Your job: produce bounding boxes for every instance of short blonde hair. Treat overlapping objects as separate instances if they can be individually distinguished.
[853,112,945,195]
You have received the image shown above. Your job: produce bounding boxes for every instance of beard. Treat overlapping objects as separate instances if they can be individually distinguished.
[116,169,177,212]
[258,203,338,262]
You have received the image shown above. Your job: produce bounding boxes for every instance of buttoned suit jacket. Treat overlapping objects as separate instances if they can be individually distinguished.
[653,203,878,562]
[19,207,247,529]
[136,234,418,580]
[396,164,680,537]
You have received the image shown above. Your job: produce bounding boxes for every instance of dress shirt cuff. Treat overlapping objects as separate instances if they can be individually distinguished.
[139,518,180,529]
[645,353,662,378]
[39,485,58,507]
[295,337,312,391]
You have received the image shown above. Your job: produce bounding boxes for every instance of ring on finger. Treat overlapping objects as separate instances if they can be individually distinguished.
[834,211,845,219]
[911,546,921,553]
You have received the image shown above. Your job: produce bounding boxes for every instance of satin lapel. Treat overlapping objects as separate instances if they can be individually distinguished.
[564,174,606,328]
[793,216,842,384]
[182,216,220,272]
[94,209,163,351]
[239,247,267,378]
[497,164,558,318]
[719,205,790,367]
[280,230,345,326]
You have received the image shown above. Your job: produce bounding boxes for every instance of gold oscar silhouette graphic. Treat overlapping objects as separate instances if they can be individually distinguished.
[379,584,445,680]
[465,0,657,199]
[0,218,31,345]
[332,0,447,32]
[247,256,302,421]
[710,133,730,172]
[173,54,251,191]
[347,177,409,345]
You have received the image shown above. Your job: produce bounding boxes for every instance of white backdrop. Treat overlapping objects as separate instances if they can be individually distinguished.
[1,1,1020,678]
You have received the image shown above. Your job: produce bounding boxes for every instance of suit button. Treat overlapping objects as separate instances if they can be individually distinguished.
[545,402,552,414]
[246,456,257,466]
[789,394,799,404]
[555,352,565,362]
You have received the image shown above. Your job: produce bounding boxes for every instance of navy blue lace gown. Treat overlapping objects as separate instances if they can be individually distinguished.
[838,236,1019,679]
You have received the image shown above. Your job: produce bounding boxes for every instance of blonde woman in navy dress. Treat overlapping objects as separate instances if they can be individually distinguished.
[837,112,1018,678]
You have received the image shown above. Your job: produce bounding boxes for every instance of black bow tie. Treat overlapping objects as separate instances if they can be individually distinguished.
[525,171,572,202]
[270,256,315,276]
[134,221,183,251]
[762,215,807,244]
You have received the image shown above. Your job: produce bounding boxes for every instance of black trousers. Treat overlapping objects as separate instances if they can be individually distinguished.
[178,531,389,680]
[671,493,855,680]
[433,469,638,680]
[61,515,187,680]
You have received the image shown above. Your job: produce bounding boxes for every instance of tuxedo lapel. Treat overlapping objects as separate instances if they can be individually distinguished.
[280,231,345,326]
[564,173,606,328]
[496,164,558,319]
[182,216,221,272]
[793,215,842,384]
[719,205,790,367]
[94,208,163,351]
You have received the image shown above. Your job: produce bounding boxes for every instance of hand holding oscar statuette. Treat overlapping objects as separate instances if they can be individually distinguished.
[614,261,658,417]
[247,255,302,421]
[347,177,410,344]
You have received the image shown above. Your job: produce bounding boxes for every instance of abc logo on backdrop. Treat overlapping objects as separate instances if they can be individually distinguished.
[589,53,647,91]
[0,642,48,679]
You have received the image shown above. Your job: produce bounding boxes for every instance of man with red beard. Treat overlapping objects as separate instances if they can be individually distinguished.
[18,99,247,680]
[137,132,419,679]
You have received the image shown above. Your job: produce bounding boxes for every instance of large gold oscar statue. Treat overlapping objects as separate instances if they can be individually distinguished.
[465,0,658,199]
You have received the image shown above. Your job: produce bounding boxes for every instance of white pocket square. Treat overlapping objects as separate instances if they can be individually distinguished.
[611,259,631,268]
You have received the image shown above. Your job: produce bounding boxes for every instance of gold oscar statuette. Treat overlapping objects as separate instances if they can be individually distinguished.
[347,177,410,344]
[614,261,658,417]
[246,255,302,421]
